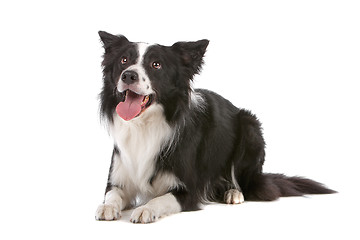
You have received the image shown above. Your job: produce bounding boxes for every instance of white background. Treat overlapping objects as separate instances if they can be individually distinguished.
[0,0,359,239]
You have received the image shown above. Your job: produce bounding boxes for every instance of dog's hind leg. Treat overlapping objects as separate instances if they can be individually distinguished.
[224,189,245,204]
[224,163,245,204]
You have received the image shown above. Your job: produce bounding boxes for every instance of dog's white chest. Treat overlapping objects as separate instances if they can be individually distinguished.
[109,104,178,197]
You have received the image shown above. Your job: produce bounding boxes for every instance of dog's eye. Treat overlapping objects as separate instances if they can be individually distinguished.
[121,57,128,65]
[152,62,161,69]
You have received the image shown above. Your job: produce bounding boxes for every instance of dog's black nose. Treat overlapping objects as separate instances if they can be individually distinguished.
[121,70,138,85]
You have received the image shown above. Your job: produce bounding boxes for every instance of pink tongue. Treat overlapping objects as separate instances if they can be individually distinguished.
[116,91,144,121]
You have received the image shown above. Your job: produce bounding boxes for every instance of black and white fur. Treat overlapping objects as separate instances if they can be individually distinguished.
[95,31,335,223]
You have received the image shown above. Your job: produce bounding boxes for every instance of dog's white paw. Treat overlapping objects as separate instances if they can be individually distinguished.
[225,189,245,204]
[95,204,121,221]
[130,206,158,224]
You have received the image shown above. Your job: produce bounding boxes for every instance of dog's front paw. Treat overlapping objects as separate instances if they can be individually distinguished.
[130,206,158,224]
[95,204,121,221]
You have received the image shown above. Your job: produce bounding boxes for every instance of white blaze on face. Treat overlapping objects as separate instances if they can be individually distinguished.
[117,42,154,96]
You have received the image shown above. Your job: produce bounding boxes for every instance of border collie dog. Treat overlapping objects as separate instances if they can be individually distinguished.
[95,31,335,223]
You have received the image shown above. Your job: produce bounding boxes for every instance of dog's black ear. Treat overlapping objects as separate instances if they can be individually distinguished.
[98,31,129,49]
[171,39,209,79]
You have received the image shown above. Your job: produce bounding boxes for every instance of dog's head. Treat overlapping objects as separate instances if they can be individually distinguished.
[99,31,209,123]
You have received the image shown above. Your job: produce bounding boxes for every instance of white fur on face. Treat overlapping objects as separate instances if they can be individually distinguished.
[117,42,154,96]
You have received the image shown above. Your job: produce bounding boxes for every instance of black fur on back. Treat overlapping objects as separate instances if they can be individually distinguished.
[98,31,336,212]
[155,87,335,211]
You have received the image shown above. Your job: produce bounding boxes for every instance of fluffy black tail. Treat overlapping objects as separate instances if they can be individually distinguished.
[244,173,336,201]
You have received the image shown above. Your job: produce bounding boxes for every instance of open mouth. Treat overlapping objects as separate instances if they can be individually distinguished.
[115,89,154,121]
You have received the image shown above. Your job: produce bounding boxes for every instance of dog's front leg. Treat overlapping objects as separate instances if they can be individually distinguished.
[95,187,124,221]
[130,193,181,224]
